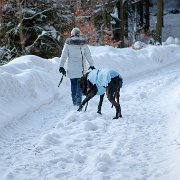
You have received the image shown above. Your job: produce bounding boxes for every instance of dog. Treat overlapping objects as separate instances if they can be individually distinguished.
[77,68,123,119]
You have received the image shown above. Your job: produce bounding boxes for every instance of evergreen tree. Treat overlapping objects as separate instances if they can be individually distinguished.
[0,0,73,63]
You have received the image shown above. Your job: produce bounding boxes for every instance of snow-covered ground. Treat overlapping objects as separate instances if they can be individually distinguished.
[0,40,180,180]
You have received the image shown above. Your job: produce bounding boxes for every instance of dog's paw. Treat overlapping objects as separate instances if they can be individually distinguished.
[77,105,83,112]
[113,114,122,119]
[113,116,118,119]
[97,110,102,115]
[77,108,82,112]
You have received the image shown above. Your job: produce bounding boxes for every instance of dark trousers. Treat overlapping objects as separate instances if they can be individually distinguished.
[70,78,82,106]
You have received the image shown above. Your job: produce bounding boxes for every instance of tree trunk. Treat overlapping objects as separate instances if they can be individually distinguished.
[102,0,107,28]
[118,0,124,48]
[139,0,144,27]
[162,0,164,27]
[144,0,150,33]
[0,0,4,23]
[156,0,163,43]
[16,0,25,52]
[124,2,128,38]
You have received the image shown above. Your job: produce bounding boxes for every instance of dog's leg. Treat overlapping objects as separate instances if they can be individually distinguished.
[106,90,119,119]
[77,89,97,112]
[114,78,122,118]
[115,88,122,118]
[84,102,88,111]
[97,94,104,114]
[106,77,122,119]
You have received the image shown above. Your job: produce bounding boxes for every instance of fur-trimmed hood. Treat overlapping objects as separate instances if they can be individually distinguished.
[65,35,88,45]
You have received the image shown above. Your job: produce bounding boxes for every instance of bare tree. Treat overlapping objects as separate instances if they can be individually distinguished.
[144,0,150,33]
[118,0,124,48]
[139,0,143,27]
[156,0,163,43]
[0,0,4,23]
[16,0,26,53]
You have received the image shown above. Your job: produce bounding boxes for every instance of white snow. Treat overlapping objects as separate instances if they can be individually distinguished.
[0,40,180,180]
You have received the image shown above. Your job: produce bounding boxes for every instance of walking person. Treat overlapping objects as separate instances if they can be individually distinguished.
[59,27,95,106]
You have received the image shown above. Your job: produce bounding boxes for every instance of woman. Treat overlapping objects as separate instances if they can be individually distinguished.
[59,27,95,106]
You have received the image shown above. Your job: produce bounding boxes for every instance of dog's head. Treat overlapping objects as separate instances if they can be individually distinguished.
[79,73,89,96]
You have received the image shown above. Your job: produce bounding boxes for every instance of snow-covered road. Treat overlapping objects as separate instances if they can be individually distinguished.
[0,59,179,180]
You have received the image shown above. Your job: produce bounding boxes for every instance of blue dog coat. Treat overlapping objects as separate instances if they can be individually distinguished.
[87,69,123,95]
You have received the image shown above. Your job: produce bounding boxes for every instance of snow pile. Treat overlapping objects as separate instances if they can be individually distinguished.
[0,55,60,128]
[91,44,180,79]
[132,41,147,49]
[133,36,180,50]
[164,36,180,45]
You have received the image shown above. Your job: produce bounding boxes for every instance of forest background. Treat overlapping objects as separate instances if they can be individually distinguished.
[0,0,180,65]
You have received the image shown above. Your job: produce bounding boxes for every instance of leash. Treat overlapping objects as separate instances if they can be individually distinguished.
[80,46,84,76]
[58,75,64,87]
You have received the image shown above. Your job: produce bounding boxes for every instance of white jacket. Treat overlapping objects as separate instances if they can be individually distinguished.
[59,36,94,79]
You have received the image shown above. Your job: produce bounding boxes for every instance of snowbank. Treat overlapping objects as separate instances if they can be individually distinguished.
[1,45,180,129]
[90,44,180,79]
[0,55,60,128]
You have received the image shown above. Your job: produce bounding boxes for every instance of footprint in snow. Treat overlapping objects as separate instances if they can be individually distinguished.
[73,152,86,163]
[63,110,79,125]
[40,132,61,146]
[95,153,112,172]
[139,92,148,99]
[84,121,99,131]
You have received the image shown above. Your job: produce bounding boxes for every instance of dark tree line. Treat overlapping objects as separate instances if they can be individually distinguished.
[0,0,73,64]
[105,0,165,47]
[0,0,176,65]
[69,0,165,47]
[113,0,152,47]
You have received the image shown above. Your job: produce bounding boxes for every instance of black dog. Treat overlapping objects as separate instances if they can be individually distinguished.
[77,69,123,119]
